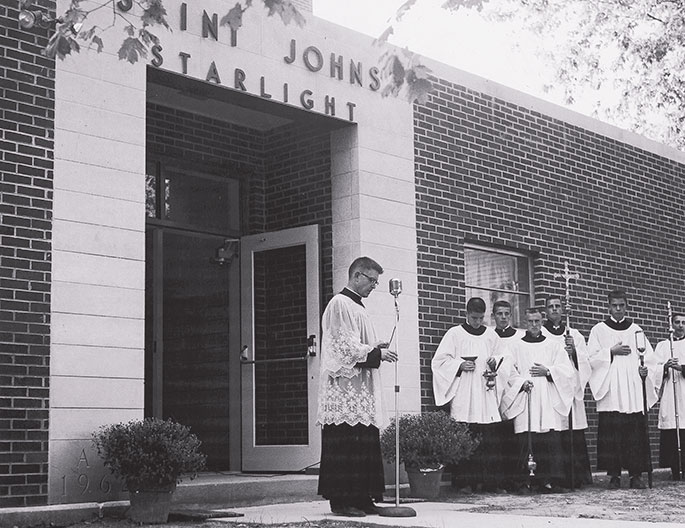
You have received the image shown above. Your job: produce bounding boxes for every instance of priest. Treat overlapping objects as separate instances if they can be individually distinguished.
[500,307,574,493]
[587,289,658,490]
[316,256,398,517]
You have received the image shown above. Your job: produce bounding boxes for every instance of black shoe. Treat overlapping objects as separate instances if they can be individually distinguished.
[331,506,366,517]
[608,476,621,489]
[356,501,380,515]
[629,476,646,489]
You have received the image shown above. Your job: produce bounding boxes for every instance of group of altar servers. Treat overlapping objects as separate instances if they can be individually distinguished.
[432,289,685,493]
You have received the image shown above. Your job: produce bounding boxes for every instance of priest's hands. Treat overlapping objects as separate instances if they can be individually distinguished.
[638,365,648,379]
[611,342,631,357]
[380,349,398,362]
[520,380,534,393]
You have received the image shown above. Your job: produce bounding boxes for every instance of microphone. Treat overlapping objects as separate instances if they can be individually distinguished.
[389,278,402,297]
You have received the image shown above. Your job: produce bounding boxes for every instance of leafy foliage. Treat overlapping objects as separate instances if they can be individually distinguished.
[44,0,304,64]
[380,411,478,470]
[383,0,685,149]
[92,418,206,492]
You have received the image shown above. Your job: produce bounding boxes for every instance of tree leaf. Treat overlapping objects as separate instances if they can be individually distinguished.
[220,4,245,32]
[407,76,433,104]
[141,0,169,29]
[118,37,147,64]
[263,0,306,27]
[395,0,417,21]
[442,0,488,12]
[374,25,394,45]
[91,35,104,53]
[139,28,159,47]
[45,29,80,60]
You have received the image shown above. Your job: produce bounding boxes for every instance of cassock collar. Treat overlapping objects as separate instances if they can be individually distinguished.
[604,317,632,331]
[523,332,546,343]
[495,326,517,338]
[462,322,487,336]
[543,320,566,336]
[674,335,685,342]
[340,287,364,307]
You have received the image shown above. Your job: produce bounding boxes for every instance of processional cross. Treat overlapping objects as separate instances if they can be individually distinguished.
[554,261,580,327]
[553,260,579,489]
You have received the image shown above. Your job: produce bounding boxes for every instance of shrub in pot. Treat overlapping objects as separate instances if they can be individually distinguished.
[380,411,478,498]
[92,418,206,524]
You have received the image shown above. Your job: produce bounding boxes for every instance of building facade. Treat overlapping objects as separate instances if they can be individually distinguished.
[2,0,685,508]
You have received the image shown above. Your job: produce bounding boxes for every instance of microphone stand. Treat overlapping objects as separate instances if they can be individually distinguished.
[379,279,416,518]
[667,301,682,480]
[635,330,653,488]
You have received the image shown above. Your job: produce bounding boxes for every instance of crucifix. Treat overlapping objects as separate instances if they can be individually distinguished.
[553,260,579,489]
[554,261,580,330]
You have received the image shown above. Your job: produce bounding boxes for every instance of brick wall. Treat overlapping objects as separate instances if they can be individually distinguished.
[414,77,685,467]
[0,0,54,508]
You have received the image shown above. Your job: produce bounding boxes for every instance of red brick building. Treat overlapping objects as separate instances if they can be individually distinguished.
[2,0,684,508]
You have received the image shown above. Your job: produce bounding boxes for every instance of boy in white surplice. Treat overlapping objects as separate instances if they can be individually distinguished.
[432,297,512,492]
[501,308,574,493]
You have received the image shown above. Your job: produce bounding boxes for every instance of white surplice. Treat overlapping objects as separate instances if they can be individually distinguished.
[655,338,685,430]
[541,325,592,430]
[500,336,575,434]
[316,292,385,428]
[432,325,510,424]
[587,319,658,413]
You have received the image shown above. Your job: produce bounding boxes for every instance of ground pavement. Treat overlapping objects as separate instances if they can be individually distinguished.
[210,499,679,528]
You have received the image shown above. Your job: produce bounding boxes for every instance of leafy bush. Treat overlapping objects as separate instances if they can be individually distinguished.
[92,418,206,492]
[380,411,478,470]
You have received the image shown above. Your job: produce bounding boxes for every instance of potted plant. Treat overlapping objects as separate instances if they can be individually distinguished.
[380,411,478,498]
[92,417,206,524]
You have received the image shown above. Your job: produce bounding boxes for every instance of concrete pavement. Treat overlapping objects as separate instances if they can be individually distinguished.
[210,500,679,528]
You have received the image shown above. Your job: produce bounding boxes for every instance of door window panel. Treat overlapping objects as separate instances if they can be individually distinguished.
[253,245,309,446]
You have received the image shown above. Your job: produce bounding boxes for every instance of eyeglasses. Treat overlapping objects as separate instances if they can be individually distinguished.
[359,272,379,286]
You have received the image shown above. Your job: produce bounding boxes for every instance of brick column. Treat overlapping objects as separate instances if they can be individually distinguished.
[0,0,55,508]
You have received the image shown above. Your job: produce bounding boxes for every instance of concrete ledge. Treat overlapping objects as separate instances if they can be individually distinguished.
[173,474,319,507]
[0,501,129,528]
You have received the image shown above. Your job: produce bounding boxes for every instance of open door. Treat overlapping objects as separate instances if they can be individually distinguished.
[240,225,320,471]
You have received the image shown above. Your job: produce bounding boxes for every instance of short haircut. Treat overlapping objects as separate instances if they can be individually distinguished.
[544,296,562,308]
[348,256,383,278]
[608,289,628,303]
[525,307,542,316]
[672,312,685,322]
[492,300,511,312]
[466,297,486,314]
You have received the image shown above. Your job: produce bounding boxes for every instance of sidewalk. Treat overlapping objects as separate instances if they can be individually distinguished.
[210,500,679,528]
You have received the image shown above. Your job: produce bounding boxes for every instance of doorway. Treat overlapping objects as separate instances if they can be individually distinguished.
[144,161,241,470]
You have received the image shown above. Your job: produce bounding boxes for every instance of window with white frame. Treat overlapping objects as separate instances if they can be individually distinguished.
[464,244,533,328]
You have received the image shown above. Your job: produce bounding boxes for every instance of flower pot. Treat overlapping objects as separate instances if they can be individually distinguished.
[406,466,444,499]
[129,486,175,524]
